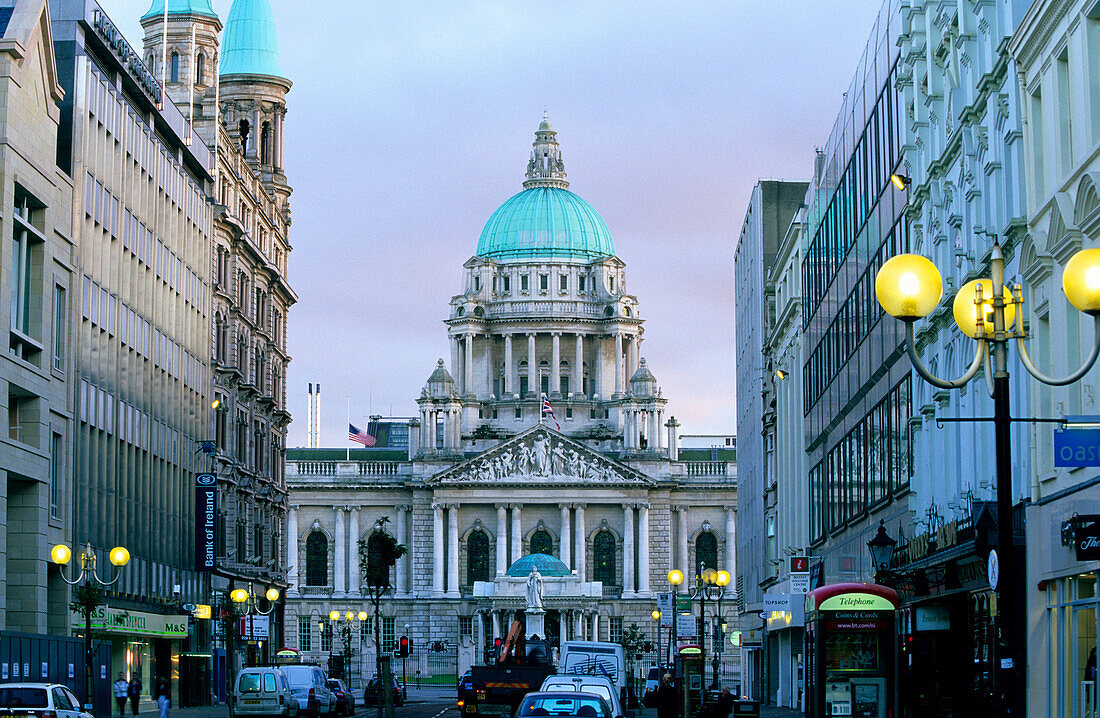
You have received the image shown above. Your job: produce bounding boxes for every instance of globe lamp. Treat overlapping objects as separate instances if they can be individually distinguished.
[716,570,731,587]
[266,588,280,602]
[952,279,1016,339]
[652,610,661,621]
[109,546,130,567]
[702,568,718,585]
[667,569,684,587]
[1062,248,1100,315]
[51,544,72,565]
[358,611,368,621]
[230,588,249,603]
[875,254,943,320]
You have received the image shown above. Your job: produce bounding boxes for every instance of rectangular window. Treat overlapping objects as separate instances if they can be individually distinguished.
[539,274,549,292]
[521,275,529,293]
[53,285,66,371]
[459,616,473,637]
[382,617,396,651]
[579,275,586,292]
[609,617,624,645]
[50,432,62,518]
[297,618,313,652]
[559,274,568,292]
[502,275,510,293]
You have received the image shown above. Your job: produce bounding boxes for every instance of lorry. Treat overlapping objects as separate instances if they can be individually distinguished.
[458,620,556,717]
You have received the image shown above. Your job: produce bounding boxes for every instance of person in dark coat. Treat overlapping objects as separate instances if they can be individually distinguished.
[654,674,679,718]
[128,675,143,716]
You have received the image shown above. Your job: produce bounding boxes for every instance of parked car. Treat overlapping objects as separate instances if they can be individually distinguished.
[0,683,91,718]
[539,675,623,718]
[325,680,355,716]
[230,667,298,718]
[281,665,335,718]
[515,692,613,718]
[642,668,661,698]
[362,676,405,707]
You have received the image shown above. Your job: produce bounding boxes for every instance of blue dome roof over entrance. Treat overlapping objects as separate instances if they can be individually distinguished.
[506,553,572,577]
[476,187,616,263]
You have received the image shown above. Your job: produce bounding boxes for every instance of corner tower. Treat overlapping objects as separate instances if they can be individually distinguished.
[218,0,292,219]
[139,0,221,141]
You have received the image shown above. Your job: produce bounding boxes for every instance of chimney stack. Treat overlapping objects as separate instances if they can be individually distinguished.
[307,383,314,448]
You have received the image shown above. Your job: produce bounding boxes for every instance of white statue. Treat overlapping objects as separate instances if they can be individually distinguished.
[533,435,550,475]
[526,567,544,609]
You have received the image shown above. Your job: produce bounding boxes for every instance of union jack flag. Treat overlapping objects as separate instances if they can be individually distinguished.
[541,397,560,430]
[348,423,376,447]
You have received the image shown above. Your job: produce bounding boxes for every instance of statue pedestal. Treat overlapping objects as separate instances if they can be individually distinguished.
[525,608,546,640]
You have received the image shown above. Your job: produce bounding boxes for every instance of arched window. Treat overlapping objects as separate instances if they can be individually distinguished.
[239,119,250,154]
[531,530,553,556]
[593,530,616,584]
[196,52,205,85]
[260,122,272,165]
[696,532,718,572]
[305,532,328,586]
[170,52,179,83]
[467,531,490,585]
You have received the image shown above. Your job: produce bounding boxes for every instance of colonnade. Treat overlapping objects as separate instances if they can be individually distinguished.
[449,330,643,399]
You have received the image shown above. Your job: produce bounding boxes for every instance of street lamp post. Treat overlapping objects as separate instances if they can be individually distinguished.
[651,610,662,672]
[230,584,281,667]
[324,610,368,686]
[874,243,1100,718]
[51,543,131,712]
[667,571,684,718]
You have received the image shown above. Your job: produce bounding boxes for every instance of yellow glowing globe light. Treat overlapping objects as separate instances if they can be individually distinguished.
[345,611,354,621]
[1063,248,1100,315]
[652,610,661,621]
[875,254,943,321]
[667,569,684,586]
[51,544,72,565]
[358,611,368,621]
[716,570,731,587]
[952,279,1016,339]
[109,546,131,567]
[701,568,718,585]
[230,588,250,603]
[329,610,340,621]
[266,588,281,602]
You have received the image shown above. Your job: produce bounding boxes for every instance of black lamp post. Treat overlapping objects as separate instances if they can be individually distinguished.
[867,521,897,584]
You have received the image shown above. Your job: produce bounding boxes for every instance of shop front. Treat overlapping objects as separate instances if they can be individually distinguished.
[71,607,188,707]
[764,591,805,709]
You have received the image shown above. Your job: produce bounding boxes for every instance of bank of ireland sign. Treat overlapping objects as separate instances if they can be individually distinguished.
[195,473,217,572]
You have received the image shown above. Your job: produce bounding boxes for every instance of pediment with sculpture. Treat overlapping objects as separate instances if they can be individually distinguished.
[429,426,655,486]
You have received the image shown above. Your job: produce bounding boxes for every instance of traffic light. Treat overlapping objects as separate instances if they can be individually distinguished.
[396,635,410,658]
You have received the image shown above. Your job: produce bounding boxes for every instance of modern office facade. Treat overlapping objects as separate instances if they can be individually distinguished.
[1011,2,1100,716]
[733,179,806,704]
[0,0,74,639]
[51,0,216,698]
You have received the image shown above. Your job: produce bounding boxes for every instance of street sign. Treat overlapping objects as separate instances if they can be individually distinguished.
[789,556,809,574]
[764,594,790,612]
[194,473,217,572]
[790,573,810,594]
[657,593,673,627]
[238,614,270,639]
[676,596,693,612]
[987,549,999,590]
[1054,424,1100,466]
[676,614,696,638]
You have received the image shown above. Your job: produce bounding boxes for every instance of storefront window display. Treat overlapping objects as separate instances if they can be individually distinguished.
[1049,572,1098,718]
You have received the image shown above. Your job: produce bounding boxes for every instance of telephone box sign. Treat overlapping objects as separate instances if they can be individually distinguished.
[195,473,217,572]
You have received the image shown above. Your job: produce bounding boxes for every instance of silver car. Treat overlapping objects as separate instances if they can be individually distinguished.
[281,665,335,718]
[0,684,92,718]
[230,667,299,718]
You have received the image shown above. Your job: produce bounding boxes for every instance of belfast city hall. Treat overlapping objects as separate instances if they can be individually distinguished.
[281,117,739,683]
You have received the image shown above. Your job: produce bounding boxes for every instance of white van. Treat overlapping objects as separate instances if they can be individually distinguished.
[230,667,298,718]
[540,675,624,717]
[558,642,626,689]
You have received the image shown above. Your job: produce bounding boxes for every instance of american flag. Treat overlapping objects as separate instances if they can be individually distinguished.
[348,423,376,447]
[541,398,560,430]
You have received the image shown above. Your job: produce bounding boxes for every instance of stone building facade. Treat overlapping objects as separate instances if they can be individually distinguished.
[284,119,738,686]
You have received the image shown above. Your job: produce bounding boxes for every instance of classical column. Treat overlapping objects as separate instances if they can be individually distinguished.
[348,507,361,596]
[592,612,601,641]
[676,506,689,574]
[286,506,299,594]
[451,338,460,387]
[623,504,635,595]
[628,335,640,380]
[476,612,485,661]
[574,612,583,640]
[667,417,680,461]
[575,505,586,580]
[334,506,347,596]
[396,506,410,595]
[447,504,460,597]
[504,334,514,396]
[527,334,537,396]
[496,504,508,574]
[613,333,623,395]
[574,334,584,397]
[432,503,445,597]
[593,336,603,398]
[726,508,737,580]
[559,612,568,643]
[551,333,561,396]
[638,504,651,595]
[560,504,572,569]
[465,333,474,396]
[511,505,523,564]
[492,610,502,641]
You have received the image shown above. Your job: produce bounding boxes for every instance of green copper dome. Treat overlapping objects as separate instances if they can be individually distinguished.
[476,188,616,263]
[506,553,572,578]
[219,0,285,78]
[141,0,217,21]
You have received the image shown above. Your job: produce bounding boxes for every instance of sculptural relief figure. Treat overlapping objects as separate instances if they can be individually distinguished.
[518,444,535,476]
[567,450,583,478]
[526,567,544,609]
[533,435,550,475]
[499,449,515,477]
[551,445,567,476]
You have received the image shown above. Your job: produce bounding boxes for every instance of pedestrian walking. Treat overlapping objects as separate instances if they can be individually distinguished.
[654,673,678,718]
[129,675,143,716]
[156,680,170,718]
[113,673,129,717]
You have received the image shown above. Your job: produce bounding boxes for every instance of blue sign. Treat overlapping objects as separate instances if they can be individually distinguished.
[1054,427,1100,467]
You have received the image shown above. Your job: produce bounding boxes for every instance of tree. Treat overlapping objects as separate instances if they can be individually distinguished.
[218,590,244,696]
[617,624,647,708]
[358,517,407,718]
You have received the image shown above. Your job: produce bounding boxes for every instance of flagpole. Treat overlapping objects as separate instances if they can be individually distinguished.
[346,396,351,461]
[539,394,544,427]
